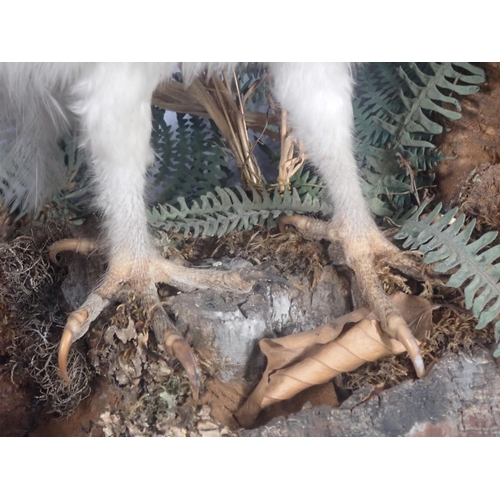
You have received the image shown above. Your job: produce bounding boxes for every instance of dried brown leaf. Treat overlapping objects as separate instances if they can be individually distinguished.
[235,292,436,427]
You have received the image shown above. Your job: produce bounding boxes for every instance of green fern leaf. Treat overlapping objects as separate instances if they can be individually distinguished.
[354,63,484,220]
[148,186,333,238]
[373,62,484,149]
[151,108,231,204]
[289,165,324,198]
[395,201,500,346]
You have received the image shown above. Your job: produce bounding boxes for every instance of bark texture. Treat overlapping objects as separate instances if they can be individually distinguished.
[243,348,500,436]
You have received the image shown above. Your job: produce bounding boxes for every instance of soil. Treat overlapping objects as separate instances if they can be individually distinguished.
[436,63,500,208]
[1,63,500,437]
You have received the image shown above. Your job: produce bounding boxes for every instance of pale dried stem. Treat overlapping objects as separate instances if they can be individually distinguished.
[153,73,309,192]
[277,110,306,193]
[229,71,263,187]
[153,79,280,138]
[152,72,285,189]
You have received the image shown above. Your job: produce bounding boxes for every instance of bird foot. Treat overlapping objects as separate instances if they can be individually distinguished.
[279,214,426,377]
[51,238,286,400]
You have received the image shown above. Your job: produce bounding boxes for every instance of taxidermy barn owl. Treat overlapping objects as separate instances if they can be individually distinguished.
[0,63,424,399]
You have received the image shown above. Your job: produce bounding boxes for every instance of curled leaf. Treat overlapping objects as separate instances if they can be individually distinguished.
[235,292,435,427]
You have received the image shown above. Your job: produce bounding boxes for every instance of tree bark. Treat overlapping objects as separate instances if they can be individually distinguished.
[243,347,500,436]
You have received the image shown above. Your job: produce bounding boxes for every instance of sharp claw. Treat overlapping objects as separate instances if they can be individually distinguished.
[58,309,89,383]
[49,238,98,264]
[172,338,200,401]
[387,314,425,377]
[164,333,200,401]
[58,328,73,384]
[412,354,426,378]
[147,299,201,401]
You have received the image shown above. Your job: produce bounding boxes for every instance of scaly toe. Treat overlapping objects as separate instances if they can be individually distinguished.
[378,250,424,281]
[57,251,284,398]
[151,255,288,293]
[279,213,425,377]
[58,297,111,381]
[142,287,201,400]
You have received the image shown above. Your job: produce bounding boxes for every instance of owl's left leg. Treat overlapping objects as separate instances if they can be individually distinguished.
[56,64,276,399]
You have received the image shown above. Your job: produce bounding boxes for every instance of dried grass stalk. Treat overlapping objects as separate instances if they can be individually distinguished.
[153,72,283,189]
[277,110,306,193]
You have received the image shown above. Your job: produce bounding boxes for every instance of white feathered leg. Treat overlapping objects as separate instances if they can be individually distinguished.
[56,64,277,397]
[57,63,163,386]
[269,63,424,376]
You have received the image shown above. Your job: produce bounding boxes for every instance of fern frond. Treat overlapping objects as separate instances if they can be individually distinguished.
[354,63,484,219]
[395,201,500,355]
[149,186,333,238]
[288,165,324,198]
[354,62,404,157]
[373,62,485,149]
[359,147,413,217]
[151,108,231,204]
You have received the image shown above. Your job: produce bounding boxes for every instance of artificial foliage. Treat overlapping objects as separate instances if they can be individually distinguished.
[395,200,500,356]
[148,62,500,356]
[151,106,231,204]
[150,62,485,228]
[149,185,332,238]
[51,138,92,222]
[353,62,485,217]
[287,165,323,199]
